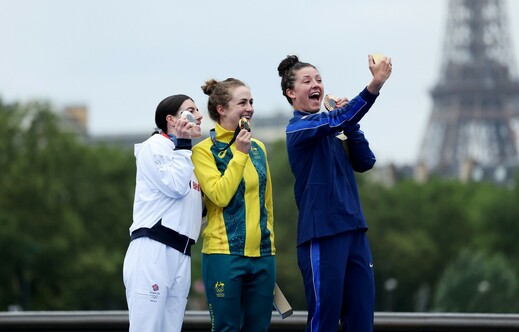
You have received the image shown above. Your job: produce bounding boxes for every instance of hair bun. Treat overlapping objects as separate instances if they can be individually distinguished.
[201,79,219,96]
[277,55,299,77]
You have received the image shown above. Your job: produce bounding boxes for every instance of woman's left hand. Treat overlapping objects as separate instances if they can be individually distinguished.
[334,97,350,109]
[235,129,251,154]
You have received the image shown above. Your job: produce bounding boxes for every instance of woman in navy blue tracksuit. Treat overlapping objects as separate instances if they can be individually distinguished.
[277,54,392,331]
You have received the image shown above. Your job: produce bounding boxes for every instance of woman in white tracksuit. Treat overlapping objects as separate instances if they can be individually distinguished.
[123,94,204,332]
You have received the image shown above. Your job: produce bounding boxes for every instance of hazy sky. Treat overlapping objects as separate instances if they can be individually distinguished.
[2,0,519,166]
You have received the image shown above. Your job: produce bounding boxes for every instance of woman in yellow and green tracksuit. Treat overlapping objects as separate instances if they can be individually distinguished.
[192,77,275,332]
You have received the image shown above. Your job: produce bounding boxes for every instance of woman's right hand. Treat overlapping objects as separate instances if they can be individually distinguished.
[175,117,194,139]
[235,129,251,154]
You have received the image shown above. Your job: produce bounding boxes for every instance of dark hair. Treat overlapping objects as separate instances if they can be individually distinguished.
[154,94,192,134]
[201,78,247,122]
[277,55,316,105]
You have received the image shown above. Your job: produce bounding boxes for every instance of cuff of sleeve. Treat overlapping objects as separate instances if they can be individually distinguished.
[360,87,379,103]
[344,123,361,134]
[175,139,192,150]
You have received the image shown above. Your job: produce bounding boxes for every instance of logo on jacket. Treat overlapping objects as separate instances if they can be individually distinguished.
[149,283,160,302]
[214,281,225,297]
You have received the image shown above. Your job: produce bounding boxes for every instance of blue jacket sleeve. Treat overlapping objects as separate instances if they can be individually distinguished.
[344,124,376,172]
[286,87,378,149]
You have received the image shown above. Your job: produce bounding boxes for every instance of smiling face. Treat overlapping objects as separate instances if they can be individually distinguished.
[218,85,254,131]
[179,98,203,138]
[286,66,323,113]
[167,98,203,138]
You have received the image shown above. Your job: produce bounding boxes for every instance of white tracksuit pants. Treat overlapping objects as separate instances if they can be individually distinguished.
[123,237,191,332]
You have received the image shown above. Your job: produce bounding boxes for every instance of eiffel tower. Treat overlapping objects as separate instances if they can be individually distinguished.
[418,0,519,183]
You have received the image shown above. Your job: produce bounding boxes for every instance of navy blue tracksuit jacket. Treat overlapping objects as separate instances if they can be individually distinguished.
[286,87,378,246]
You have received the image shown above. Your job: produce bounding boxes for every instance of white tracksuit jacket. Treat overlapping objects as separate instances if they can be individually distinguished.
[130,133,202,242]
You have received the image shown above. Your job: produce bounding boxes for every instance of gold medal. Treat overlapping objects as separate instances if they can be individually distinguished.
[239,117,250,132]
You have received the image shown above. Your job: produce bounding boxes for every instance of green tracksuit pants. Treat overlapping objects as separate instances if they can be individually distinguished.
[202,254,276,332]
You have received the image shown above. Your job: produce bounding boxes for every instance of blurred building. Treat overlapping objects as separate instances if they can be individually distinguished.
[417,0,519,185]
[58,105,89,136]
[73,109,290,150]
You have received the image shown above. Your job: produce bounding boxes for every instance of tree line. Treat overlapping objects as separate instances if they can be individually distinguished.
[1,99,518,313]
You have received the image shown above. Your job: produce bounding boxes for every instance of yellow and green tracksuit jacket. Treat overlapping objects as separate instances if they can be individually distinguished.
[192,123,275,257]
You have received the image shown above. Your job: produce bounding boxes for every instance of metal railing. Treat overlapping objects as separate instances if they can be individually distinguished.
[1,310,519,331]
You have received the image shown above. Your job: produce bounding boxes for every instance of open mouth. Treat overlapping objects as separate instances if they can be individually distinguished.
[309,91,321,101]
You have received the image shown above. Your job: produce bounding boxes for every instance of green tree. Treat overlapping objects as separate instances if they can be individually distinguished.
[363,178,489,311]
[433,249,519,312]
[472,173,519,270]
[0,99,134,310]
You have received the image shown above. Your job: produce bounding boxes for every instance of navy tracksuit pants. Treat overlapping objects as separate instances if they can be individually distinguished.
[297,230,375,332]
